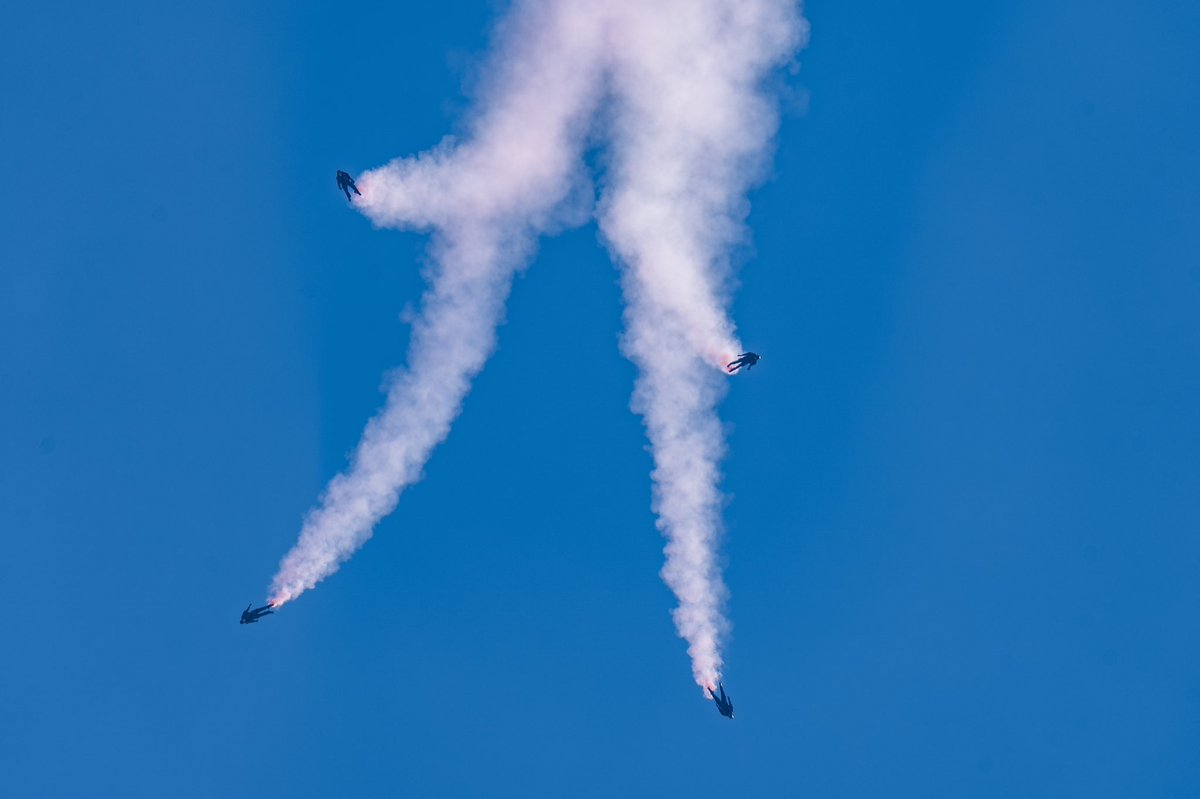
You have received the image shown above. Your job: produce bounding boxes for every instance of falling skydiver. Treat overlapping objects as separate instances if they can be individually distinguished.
[726,352,760,374]
[336,170,361,202]
[239,603,275,624]
[708,682,735,718]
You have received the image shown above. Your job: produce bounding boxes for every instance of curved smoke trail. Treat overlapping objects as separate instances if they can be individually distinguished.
[269,0,807,693]
[269,0,609,605]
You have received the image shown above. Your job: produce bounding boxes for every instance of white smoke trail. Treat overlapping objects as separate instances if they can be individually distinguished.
[269,0,607,605]
[598,0,807,690]
[268,0,807,694]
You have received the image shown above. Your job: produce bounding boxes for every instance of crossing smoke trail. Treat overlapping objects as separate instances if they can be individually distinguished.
[268,0,806,693]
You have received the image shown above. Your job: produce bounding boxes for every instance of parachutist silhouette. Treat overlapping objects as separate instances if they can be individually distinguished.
[708,681,734,718]
[726,352,760,374]
[239,603,275,624]
[336,170,361,202]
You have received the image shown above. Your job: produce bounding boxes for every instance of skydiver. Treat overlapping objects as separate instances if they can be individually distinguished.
[708,682,734,719]
[726,352,760,374]
[239,603,275,625]
[336,170,361,202]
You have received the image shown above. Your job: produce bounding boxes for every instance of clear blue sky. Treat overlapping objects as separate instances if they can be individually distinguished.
[2,1,1198,796]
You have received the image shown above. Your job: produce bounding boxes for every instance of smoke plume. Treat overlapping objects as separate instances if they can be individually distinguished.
[269,0,807,692]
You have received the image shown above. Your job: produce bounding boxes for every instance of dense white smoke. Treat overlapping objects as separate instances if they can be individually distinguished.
[269,0,806,693]
[599,1,805,688]
[268,0,608,606]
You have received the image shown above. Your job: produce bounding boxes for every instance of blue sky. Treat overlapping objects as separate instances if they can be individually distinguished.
[2,1,1198,796]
